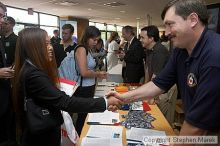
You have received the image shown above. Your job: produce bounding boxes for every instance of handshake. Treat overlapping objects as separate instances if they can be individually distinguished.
[105,91,133,112]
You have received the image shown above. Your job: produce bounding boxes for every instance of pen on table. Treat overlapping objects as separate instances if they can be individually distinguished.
[87,122,121,126]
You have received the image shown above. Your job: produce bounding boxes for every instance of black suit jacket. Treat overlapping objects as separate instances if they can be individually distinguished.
[123,37,145,83]
[23,61,106,113]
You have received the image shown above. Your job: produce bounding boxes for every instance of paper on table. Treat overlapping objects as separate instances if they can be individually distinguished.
[88,110,120,124]
[81,137,122,146]
[130,101,143,111]
[59,78,78,96]
[127,127,167,142]
[97,81,118,87]
[86,125,123,139]
[95,86,114,97]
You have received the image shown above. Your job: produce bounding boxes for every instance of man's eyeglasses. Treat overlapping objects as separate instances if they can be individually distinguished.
[0,12,7,22]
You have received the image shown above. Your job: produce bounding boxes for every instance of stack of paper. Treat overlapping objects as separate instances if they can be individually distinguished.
[130,101,143,111]
[81,125,123,146]
[87,110,120,124]
[81,138,122,146]
[86,125,123,138]
[95,85,114,97]
[127,127,169,146]
[59,78,78,96]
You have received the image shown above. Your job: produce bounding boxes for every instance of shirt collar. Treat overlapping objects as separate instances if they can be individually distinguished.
[128,36,135,45]
[190,27,208,59]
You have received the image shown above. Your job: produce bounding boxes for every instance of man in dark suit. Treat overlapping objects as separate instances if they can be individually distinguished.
[119,25,145,83]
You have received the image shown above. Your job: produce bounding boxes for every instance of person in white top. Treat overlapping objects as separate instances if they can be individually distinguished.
[107,31,120,71]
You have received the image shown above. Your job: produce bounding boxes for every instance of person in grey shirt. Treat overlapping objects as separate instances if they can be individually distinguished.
[140,25,169,82]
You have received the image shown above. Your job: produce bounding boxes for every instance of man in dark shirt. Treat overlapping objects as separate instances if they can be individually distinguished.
[53,24,77,67]
[140,25,169,82]
[108,0,220,144]
[50,29,61,46]
[0,3,16,145]
[1,16,18,66]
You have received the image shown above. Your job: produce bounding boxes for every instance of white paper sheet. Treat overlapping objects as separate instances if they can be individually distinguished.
[86,125,123,139]
[127,127,166,142]
[59,78,78,96]
[88,110,120,124]
[81,137,122,146]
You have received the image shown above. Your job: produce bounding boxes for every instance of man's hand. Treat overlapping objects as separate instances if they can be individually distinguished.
[106,91,132,104]
[118,51,125,59]
[98,71,108,79]
[0,67,14,79]
[106,96,123,112]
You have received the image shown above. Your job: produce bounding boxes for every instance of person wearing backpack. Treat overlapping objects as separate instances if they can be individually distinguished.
[73,26,107,136]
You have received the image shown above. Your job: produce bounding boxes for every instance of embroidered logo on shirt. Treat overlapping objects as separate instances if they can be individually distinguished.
[187,73,197,87]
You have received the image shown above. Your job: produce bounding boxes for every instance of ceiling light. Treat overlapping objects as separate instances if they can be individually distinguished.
[54,1,79,6]
[120,10,125,13]
[103,2,125,7]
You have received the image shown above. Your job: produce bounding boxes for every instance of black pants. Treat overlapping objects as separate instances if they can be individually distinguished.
[0,84,16,145]
[21,126,61,146]
[73,85,96,136]
[0,112,16,146]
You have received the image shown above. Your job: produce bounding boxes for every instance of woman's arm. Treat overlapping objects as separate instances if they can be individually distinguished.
[75,46,107,79]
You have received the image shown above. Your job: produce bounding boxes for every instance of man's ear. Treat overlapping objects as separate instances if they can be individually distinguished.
[188,12,199,28]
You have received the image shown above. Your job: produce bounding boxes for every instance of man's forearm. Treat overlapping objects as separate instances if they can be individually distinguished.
[122,81,164,102]
[176,120,207,146]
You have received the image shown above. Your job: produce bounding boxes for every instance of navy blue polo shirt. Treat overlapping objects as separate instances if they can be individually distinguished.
[153,28,220,130]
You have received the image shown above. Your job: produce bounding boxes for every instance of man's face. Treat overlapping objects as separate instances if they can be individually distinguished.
[140,30,152,49]
[2,21,12,34]
[0,7,6,35]
[163,6,193,49]
[122,29,130,41]
[0,7,6,25]
[62,28,73,42]
[54,31,59,37]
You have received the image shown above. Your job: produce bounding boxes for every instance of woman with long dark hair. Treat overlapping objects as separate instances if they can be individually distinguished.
[73,26,108,135]
[12,27,122,146]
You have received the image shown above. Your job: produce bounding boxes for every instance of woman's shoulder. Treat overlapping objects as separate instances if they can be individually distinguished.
[23,61,47,78]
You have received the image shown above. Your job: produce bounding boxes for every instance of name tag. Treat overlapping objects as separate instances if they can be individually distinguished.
[5,42,10,47]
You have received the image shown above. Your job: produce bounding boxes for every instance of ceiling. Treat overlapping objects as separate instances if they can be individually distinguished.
[2,0,220,29]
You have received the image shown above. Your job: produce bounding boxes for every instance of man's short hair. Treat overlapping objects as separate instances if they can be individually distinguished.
[141,25,160,42]
[53,29,59,34]
[62,24,74,33]
[123,25,135,36]
[0,2,7,12]
[6,16,16,26]
[161,0,208,26]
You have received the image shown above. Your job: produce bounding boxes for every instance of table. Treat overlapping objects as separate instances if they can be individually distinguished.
[77,104,175,146]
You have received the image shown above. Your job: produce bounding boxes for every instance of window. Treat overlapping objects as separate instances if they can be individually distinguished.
[116,26,123,32]
[40,13,58,27]
[7,7,38,24]
[107,25,116,31]
[40,26,58,38]
[89,22,95,26]
[14,24,24,35]
[96,23,106,31]
[101,31,106,41]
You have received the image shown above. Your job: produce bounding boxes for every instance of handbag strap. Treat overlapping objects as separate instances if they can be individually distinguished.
[23,59,36,111]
